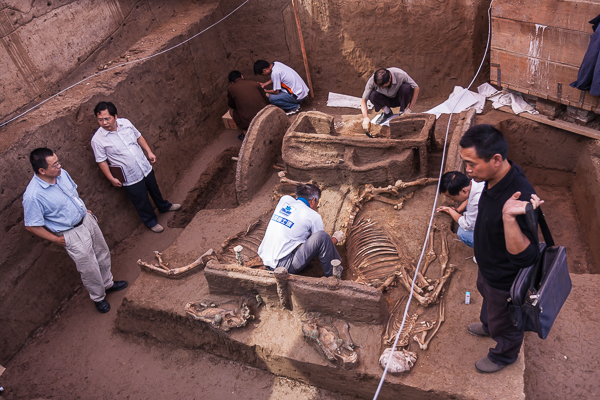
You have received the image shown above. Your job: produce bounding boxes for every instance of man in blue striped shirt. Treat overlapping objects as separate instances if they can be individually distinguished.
[23,148,127,313]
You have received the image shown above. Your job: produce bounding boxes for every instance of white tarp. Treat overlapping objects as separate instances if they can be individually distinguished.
[327,92,373,110]
[424,86,485,119]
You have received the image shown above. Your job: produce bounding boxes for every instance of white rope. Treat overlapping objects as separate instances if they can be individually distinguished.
[0,0,251,129]
[373,1,495,398]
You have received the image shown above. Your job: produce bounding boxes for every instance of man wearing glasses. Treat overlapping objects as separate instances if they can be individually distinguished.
[23,148,127,313]
[91,101,180,233]
[360,68,420,128]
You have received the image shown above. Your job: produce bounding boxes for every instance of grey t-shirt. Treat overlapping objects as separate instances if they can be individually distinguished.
[362,67,418,100]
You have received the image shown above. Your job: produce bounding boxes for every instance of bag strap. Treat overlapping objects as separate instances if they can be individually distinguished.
[526,204,555,247]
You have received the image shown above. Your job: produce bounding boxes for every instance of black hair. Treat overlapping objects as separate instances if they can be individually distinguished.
[30,148,54,174]
[228,70,243,83]
[459,124,508,162]
[374,69,391,87]
[296,183,321,202]
[253,60,271,75]
[439,171,470,196]
[94,101,118,117]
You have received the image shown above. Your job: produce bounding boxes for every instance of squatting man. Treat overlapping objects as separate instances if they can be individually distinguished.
[23,148,128,314]
[258,184,344,277]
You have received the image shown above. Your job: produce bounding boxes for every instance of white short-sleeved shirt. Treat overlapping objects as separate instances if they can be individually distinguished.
[458,180,485,231]
[271,62,309,100]
[90,118,152,186]
[258,195,324,268]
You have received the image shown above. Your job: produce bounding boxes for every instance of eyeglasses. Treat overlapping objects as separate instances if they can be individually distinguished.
[50,161,61,169]
[97,117,114,123]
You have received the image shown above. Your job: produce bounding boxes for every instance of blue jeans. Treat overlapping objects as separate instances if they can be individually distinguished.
[457,227,474,248]
[269,91,303,111]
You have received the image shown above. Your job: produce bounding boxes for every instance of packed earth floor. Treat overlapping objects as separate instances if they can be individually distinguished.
[2,96,599,399]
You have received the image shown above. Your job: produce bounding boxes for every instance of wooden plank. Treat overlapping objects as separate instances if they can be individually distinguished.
[491,17,590,67]
[490,49,600,110]
[496,105,600,140]
[493,0,600,33]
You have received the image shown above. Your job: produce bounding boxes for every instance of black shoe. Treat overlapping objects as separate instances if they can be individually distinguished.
[375,110,394,125]
[238,132,246,141]
[95,299,111,313]
[106,280,128,294]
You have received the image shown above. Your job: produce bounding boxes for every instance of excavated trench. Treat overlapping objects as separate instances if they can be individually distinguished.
[1,1,600,399]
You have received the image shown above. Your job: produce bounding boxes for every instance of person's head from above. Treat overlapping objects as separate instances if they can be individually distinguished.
[296,183,321,210]
[30,147,61,179]
[253,60,272,76]
[228,70,243,83]
[374,69,392,88]
[439,171,471,203]
[94,101,118,132]
[459,124,508,182]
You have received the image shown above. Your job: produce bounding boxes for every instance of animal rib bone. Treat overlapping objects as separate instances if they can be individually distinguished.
[137,249,215,278]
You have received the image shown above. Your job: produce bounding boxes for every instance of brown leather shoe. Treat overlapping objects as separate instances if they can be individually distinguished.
[467,323,490,337]
[475,356,506,373]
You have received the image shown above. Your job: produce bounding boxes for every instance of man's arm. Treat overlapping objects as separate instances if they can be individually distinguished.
[227,92,236,109]
[407,86,419,112]
[98,161,122,187]
[264,89,280,95]
[436,206,461,223]
[137,136,156,163]
[26,226,66,246]
[502,192,544,254]
[456,199,468,213]
[259,79,272,88]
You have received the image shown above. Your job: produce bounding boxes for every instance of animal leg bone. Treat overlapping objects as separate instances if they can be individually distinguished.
[421,226,437,276]
[422,295,446,350]
[439,230,449,276]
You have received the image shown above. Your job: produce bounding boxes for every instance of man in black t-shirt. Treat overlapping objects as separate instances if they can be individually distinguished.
[459,124,543,373]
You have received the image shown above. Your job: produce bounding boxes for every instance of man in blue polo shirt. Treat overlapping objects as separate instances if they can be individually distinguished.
[23,148,127,313]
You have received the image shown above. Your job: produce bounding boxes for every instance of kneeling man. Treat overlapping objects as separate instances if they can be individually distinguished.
[258,184,343,277]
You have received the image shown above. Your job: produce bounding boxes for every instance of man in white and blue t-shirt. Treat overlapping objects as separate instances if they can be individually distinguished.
[253,60,309,116]
[258,184,343,277]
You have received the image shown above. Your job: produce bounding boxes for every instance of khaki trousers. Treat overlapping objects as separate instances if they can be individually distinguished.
[63,213,113,301]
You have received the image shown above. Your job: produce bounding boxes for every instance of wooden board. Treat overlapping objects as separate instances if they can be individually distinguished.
[492,0,600,33]
[497,106,600,140]
[490,50,600,110]
[491,18,590,67]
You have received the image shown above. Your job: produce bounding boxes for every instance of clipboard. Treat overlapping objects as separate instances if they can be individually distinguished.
[109,165,126,184]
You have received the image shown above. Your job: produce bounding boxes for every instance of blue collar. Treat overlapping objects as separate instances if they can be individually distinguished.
[297,197,310,207]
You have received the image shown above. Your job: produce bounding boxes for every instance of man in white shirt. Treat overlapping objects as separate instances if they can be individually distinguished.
[91,102,180,233]
[253,60,309,116]
[258,184,344,277]
[436,170,485,248]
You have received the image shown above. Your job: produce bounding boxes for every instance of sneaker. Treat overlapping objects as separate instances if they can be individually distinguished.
[150,223,164,233]
[285,105,301,116]
[168,204,181,211]
[475,356,506,373]
[473,256,477,264]
[95,299,111,313]
[467,323,490,337]
[375,110,394,125]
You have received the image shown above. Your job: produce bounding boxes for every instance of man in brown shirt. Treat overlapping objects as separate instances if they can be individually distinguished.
[227,70,270,139]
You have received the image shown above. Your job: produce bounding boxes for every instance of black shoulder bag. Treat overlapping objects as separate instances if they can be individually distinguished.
[508,205,572,339]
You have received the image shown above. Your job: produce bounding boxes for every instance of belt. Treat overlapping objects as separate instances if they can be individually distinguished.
[73,216,85,228]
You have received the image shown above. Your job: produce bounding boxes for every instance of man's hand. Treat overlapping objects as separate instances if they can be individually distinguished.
[362,117,371,131]
[403,108,412,115]
[147,151,156,163]
[436,206,454,214]
[259,82,266,88]
[502,192,544,219]
[55,236,66,247]
[332,230,344,244]
[110,177,122,187]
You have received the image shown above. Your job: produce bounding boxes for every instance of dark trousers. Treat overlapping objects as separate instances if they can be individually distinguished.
[124,170,171,228]
[276,231,342,277]
[477,271,524,366]
[369,82,414,112]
